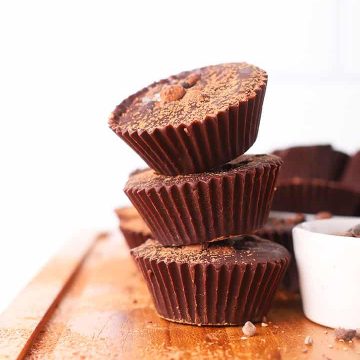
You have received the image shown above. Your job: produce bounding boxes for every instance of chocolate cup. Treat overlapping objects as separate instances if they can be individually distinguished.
[131,236,290,326]
[110,83,266,176]
[255,226,298,292]
[125,154,282,246]
[341,151,360,192]
[272,178,360,216]
[114,206,140,222]
[119,224,152,249]
[273,145,349,182]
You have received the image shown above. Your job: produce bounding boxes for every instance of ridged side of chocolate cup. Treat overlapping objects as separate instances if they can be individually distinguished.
[119,225,152,249]
[132,251,289,326]
[125,156,281,246]
[110,83,266,176]
[272,179,360,216]
[255,227,298,292]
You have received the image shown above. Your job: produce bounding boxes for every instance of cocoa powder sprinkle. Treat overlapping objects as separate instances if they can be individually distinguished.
[131,236,290,265]
[125,154,281,190]
[110,63,267,133]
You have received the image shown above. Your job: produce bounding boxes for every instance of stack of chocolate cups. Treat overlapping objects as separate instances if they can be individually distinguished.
[109,63,290,326]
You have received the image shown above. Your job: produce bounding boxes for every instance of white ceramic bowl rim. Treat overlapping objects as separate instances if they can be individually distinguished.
[294,217,360,240]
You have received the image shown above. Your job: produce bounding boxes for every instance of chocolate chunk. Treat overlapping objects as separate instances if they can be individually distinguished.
[160,84,186,102]
[181,72,201,88]
[335,328,356,341]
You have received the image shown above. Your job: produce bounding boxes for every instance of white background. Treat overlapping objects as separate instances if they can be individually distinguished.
[0,0,359,312]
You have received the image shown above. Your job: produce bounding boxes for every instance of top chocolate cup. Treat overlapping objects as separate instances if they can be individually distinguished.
[109,63,267,175]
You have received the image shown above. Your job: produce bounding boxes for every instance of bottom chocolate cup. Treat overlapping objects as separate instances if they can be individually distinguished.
[131,236,290,326]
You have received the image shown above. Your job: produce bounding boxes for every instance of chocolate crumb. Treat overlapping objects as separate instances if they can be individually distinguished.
[335,328,356,341]
[304,336,313,345]
[242,321,256,337]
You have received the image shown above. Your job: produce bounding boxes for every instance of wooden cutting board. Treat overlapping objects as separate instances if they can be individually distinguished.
[1,231,359,359]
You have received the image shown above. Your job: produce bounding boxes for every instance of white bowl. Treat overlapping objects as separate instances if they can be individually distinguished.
[293,217,360,329]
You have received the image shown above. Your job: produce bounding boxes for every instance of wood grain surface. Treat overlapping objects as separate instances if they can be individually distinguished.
[1,231,360,359]
[0,230,104,360]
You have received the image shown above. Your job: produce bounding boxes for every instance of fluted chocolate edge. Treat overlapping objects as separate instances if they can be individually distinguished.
[255,227,298,292]
[272,179,360,216]
[131,251,289,326]
[119,225,152,249]
[110,82,267,176]
[125,157,281,246]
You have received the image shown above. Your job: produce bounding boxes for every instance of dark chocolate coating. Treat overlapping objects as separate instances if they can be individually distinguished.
[270,145,360,215]
[119,218,152,249]
[125,154,282,246]
[341,151,360,192]
[132,235,290,265]
[273,145,349,181]
[110,63,266,133]
[272,178,360,215]
[255,215,305,292]
[109,63,267,175]
[131,236,290,326]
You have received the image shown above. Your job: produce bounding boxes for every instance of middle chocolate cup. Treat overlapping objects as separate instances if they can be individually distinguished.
[125,154,282,247]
